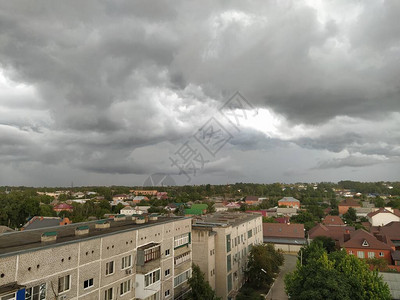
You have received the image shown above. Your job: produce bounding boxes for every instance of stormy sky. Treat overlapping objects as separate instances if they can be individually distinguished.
[0,0,399,186]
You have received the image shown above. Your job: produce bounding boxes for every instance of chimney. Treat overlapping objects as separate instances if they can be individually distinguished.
[344,229,351,242]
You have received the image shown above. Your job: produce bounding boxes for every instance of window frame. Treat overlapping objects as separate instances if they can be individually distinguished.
[83,278,94,290]
[119,279,131,296]
[105,261,115,276]
[0,293,16,300]
[25,283,46,300]
[104,287,113,300]
[121,255,132,270]
[144,269,161,287]
[58,274,71,294]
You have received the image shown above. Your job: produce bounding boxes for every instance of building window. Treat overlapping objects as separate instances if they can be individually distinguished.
[58,275,70,293]
[174,233,190,248]
[165,249,170,256]
[26,283,46,300]
[104,287,113,300]
[362,239,369,247]
[145,269,161,287]
[1,293,16,300]
[174,251,191,265]
[145,245,161,262]
[83,278,94,289]
[122,255,132,269]
[227,254,232,272]
[357,251,365,258]
[348,250,353,255]
[227,273,232,292]
[120,279,131,295]
[106,261,114,275]
[379,252,384,257]
[226,234,231,252]
[174,269,192,287]
[165,269,171,277]
[248,230,252,239]
[165,289,170,297]
[368,252,375,258]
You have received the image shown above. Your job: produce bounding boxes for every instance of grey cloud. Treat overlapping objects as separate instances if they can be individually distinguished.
[0,0,399,185]
[315,154,388,170]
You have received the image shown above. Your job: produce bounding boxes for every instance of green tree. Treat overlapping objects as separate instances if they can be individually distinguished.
[188,264,220,300]
[206,202,216,213]
[343,207,357,225]
[39,204,57,217]
[365,257,388,271]
[246,244,284,289]
[286,244,391,300]
[312,236,336,253]
[262,217,278,223]
[374,197,385,208]
[291,211,315,231]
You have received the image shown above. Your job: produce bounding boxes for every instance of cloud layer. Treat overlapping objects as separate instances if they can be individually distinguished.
[0,0,399,186]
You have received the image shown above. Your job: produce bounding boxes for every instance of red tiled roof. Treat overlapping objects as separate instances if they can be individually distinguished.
[278,197,300,203]
[263,223,305,239]
[309,223,355,244]
[338,198,360,207]
[322,215,345,226]
[343,229,392,250]
[245,196,259,201]
[367,208,400,218]
[54,203,73,209]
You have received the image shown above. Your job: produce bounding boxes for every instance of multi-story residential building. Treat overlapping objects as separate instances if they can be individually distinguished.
[0,215,192,300]
[191,212,263,300]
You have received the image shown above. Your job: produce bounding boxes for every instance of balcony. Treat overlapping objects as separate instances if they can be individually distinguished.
[137,243,161,274]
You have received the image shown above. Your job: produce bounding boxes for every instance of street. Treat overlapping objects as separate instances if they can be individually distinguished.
[265,254,298,300]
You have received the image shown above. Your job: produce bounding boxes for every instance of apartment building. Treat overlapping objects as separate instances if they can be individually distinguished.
[0,215,192,300]
[191,212,263,300]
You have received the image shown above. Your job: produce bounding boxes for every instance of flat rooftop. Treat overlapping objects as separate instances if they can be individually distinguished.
[0,216,188,258]
[192,212,261,228]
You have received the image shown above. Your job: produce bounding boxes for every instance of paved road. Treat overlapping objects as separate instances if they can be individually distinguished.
[265,254,297,300]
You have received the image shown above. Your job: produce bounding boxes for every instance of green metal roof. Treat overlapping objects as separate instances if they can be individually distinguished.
[184,208,204,215]
[42,231,57,237]
[76,225,89,230]
[191,204,208,210]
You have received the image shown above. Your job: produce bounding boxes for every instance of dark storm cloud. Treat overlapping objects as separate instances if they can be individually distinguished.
[0,0,399,184]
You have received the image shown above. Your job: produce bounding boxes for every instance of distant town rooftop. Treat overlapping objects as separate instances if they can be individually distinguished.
[192,212,261,228]
[0,215,188,258]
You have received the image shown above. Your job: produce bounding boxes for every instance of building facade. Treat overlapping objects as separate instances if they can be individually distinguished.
[277,197,300,209]
[0,215,192,300]
[191,212,263,300]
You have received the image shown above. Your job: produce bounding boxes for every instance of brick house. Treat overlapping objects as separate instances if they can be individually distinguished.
[244,196,260,206]
[338,198,361,215]
[343,229,392,264]
[322,215,345,226]
[278,197,300,209]
[308,223,355,246]
[53,203,74,213]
